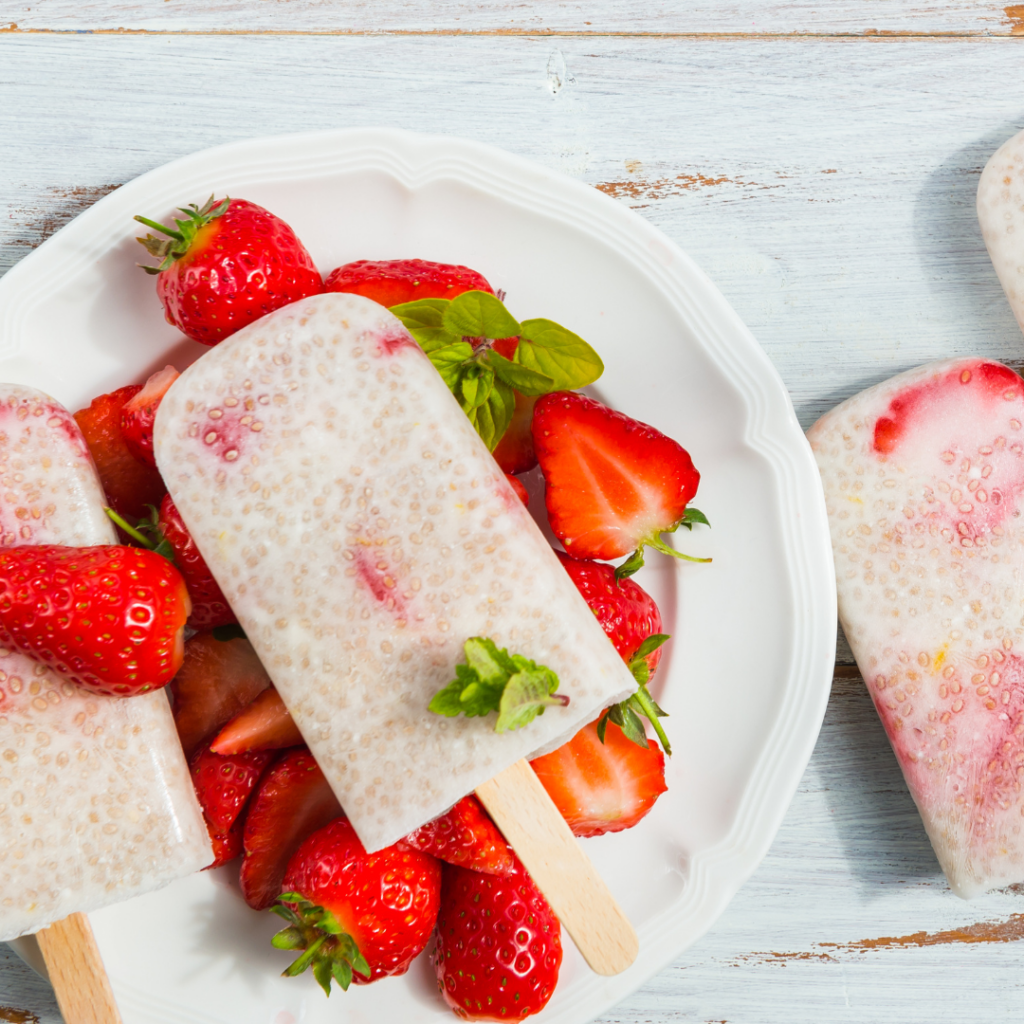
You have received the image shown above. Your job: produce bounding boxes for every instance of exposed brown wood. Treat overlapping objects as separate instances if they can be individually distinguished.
[35,915,122,1024]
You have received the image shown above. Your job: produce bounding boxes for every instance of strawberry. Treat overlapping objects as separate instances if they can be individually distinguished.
[207,816,244,869]
[135,197,323,346]
[556,551,665,677]
[505,473,529,506]
[170,630,272,759]
[157,495,236,630]
[493,391,538,475]
[399,795,514,876]
[74,385,167,522]
[532,391,708,577]
[120,365,179,467]
[190,745,274,834]
[0,544,189,697]
[210,686,303,755]
[530,718,667,838]
[434,854,562,1021]
[274,817,441,990]
[324,258,493,308]
[240,748,343,911]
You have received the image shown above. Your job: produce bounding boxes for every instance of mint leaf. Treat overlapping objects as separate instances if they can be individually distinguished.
[460,365,494,412]
[429,637,567,732]
[516,319,604,390]
[428,342,475,389]
[488,350,555,396]
[389,299,457,352]
[444,290,521,341]
[496,667,566,733]
[467,378,515,451]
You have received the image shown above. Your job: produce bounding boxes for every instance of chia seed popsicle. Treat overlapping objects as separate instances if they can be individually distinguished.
[154,292,637,853]
[809,359,1024,897]
[0,386,213,941]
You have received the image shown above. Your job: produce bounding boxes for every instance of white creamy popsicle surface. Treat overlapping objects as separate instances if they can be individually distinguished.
[809,359,1024,897]
[155,292,636,852]
[978,126,1024,338]
[0,386,212,941]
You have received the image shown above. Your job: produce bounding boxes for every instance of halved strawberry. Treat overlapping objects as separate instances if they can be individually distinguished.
[399,795,514,876]
[240,748,343,911]
[170,631,272,759]
[505,473,529,506]
[158,495,236,630]
[207,816,244,869]
[190,745,274,834]
[532,391,707,577]
[120,365,179,467]
[210,687,303,755]
[74,385,167,522]
[493,391,538,475]
[530,717,667,838]
[324,258,494,308]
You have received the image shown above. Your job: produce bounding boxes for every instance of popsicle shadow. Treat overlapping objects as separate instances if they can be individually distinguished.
[809,651,944,897]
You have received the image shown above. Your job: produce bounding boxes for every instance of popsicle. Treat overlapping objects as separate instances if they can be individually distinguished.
[0,385,213,942]
[809,358,1024,897]
[154,292,640,970]
[978,126,1024,338]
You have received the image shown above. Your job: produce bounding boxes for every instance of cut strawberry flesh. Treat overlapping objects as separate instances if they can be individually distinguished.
[206,816,244,870]
[121,365,179,467]
[533,391,700,560]
[170,631,272,759]
[530,718,666,837]
[324,258,494,307]
[190,745,274,834]
[210,686,303,755]
[493,390,538,475]
[240,748,343,910]
[399,795,514,875]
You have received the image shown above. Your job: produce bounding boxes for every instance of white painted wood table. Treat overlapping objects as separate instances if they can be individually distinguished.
[2,2,1024,1020]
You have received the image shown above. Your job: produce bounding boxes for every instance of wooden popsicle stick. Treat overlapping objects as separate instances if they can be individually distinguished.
[36,912,124,1024]
[475,758,639,977]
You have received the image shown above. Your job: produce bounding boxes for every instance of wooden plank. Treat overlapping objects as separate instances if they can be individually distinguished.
[1,35,1022,432]
[1,0,1023,36]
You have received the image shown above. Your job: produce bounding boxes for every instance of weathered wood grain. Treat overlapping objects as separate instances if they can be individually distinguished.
[1,0,1023,36]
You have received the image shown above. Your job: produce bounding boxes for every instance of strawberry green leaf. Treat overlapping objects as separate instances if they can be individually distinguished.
[678,506,710,531]
[430,637,567,732]
[614,547,646,581]
[515,319,604,390]
[105,506,176,564]
[487,350,555,396]
[444,290,522,341]
[632,633,671,663]
[135,196,231,274]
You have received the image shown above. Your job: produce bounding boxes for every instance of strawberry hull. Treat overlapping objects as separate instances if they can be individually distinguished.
[0,386,212,941]
[154,292,635,852]
[809,358,1024,897]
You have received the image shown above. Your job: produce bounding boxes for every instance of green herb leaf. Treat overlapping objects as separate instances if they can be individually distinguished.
[430,637,566,733]
[487,350,555,396]
[427,341,475,387]
[466,378,515,451]
[516,318,604,390]
[389,299,457,352]
[444,290,522,341]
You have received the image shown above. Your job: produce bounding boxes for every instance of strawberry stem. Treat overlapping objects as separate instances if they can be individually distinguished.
[631,685,672,757]
[104,507,154,548]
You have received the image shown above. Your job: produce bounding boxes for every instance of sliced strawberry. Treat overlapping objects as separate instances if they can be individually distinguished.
[158,494,236,630]
[74,385,167,522]
[170,631,272,759]
[324,258,494,308]
[206,816,244,869]
[505,473,529,506]
[399,795,514,876]
[556,551,665,677]
[532,391,706,575]
[529,717,667,838]
[190,745,274,834]
[210,687,303,755]
[493,390,538,475]
[240,748,343,911]
[120,365,179,467]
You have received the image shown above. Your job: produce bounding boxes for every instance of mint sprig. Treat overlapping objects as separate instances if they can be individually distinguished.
[391,290,603,450]
[597,633,673,755]
[614,506,712,581]
[429,637,569,733]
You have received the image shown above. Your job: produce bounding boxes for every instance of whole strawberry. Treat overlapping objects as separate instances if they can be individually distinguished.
[533,391,708,577]
[434,855,562,1021]
[0,544,190,696]
[274,817,441,991]
[136,197,323,346]
[157,495,236,629]
[324,258,493,308]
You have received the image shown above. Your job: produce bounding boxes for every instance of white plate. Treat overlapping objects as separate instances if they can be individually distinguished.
[0,128,836,1024]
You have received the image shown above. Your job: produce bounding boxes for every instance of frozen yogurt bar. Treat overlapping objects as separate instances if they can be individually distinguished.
[809,358,1024,897]
[978,126,1024,338]
[0,386,212,941]
[155,292,636,852]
